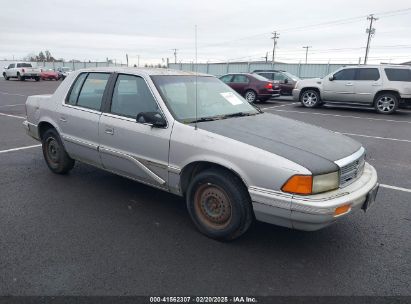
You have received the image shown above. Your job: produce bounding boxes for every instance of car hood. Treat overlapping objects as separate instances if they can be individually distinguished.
[197,113,362,175]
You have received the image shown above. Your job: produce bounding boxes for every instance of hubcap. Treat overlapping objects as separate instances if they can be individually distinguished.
[194,183,232,229]
[302,91,318,106]
[245,91,256,102]
[377,96,395,112]
[46,137,60,164]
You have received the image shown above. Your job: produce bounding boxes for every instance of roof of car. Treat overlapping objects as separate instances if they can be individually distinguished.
[73,67,212,76]
[342,64,411,69]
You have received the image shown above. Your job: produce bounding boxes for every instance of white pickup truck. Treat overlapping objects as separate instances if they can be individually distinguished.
[3,62,41,81]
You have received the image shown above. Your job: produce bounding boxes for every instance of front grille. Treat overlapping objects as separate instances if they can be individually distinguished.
[339,153,365,187]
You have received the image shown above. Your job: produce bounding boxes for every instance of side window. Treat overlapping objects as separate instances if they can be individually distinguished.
[258,72,274,80]
[76,73,110,110]
[232,75,249,83]
[274,72,287,82]
[357,68,380,81]
[220,75,233,83]
[333,68,356,81]
[8,64,15,69]
[110,74,159,118]
[67,73,88,105]
[385,69,411,82]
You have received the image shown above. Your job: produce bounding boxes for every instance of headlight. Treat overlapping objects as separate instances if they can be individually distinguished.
[281,172,339,195]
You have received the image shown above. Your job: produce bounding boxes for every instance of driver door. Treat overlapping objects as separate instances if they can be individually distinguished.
[322,68,356,102]
[98,73,172,189]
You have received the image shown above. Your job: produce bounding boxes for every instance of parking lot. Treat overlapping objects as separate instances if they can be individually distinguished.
[0,78,410,296]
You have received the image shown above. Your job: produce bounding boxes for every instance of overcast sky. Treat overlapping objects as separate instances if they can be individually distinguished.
[1,0,410,65]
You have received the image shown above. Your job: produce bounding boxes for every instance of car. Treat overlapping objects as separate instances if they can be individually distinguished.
[292,65,411,114]
[219,73,280,103]
[40,68,60,81]
[3,62,41,81]
[57,66,73,80]
[253,70,300,95]
[23,68,379,240]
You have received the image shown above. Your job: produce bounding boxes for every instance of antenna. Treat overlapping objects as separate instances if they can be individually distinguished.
[194,24,198,130]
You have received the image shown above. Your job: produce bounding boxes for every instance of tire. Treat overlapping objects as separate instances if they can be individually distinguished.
[42,128,75,174]
[3,73,9,80]
[17,73,25,81]
[35,77,40,82]
[186,168,253,241]
[300,89,321,108]
[374,93,398,114]
[244,90,257,103]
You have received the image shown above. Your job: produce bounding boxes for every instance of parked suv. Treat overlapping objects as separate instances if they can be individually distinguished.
[254,70,300,95]
[293,65,411,114]
[219,73,280,103]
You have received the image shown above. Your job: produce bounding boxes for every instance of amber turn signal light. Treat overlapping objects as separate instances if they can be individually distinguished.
[334,204,351,216]
[281,175,313,195]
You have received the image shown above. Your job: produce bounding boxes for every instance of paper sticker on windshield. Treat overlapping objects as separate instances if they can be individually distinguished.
[220,92,243,105]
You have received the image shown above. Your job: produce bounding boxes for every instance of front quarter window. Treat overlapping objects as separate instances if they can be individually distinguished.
[151,75,259,122]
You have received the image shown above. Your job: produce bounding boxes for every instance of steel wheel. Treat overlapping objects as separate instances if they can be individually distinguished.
[301,90,320,107]
[45,137,61,168]
[375,95,397,114]
[245,90,257,103]
[194,183,232,230]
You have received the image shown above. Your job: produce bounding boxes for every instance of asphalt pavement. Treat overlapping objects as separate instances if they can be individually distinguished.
[0,78,410,297]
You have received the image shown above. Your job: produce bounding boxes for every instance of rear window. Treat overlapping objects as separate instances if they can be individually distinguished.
[356,68,380,81]
[16,63,32,68]
[252,74,271,81]
[384,68,411,82]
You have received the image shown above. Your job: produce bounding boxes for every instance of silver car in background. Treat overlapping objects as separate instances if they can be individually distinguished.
[24,68,379,240]
[293,65,411,114]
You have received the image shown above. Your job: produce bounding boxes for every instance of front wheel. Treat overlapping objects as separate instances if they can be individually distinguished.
[42,128,75,174]
[3,73,9,80]
[374,93,398,114]
[300,89,321,108]
[244,90,257,103]
[186,168,253,241]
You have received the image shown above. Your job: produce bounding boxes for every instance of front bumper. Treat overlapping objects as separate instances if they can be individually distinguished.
[292,88,301,101]
[250,162,378,231]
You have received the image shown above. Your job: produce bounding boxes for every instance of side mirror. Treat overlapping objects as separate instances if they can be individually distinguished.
[136,112,167,128]
[329,75,335,81]
[284,78,289,84]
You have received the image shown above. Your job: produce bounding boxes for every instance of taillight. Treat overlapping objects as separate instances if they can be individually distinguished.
[22,68,25,73]
[264,82,273,89]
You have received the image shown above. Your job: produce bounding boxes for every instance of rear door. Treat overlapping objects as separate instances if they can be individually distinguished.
[353,68,382,104]
[58,72,111,167]
[98,73,171,189]
[229,74,249,96]
[322,68,356,102]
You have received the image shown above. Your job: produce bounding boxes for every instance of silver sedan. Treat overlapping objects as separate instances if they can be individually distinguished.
[24,68,379,240]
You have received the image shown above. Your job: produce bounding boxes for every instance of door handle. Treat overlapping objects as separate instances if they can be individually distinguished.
[104,127,114,135]
[345,83,353,86]
[59,116,67,122]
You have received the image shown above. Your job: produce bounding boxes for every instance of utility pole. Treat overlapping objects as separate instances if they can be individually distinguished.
[172,49,178,64]
[262,52,268,63]
[364,14,378,65]
[302,46,312,64]
[271,31,280,67]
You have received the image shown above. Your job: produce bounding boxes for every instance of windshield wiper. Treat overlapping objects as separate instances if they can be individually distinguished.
[222,112,259,119]
[186,116,221,123]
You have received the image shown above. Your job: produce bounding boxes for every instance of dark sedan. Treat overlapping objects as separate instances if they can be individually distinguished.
[219,73,280,103]
[253,70,300,95]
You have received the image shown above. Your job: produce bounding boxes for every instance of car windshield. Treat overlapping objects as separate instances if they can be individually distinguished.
[151,75,260,123]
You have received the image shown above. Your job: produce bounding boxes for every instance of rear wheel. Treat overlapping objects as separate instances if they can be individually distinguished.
[244,90,257,103]
[42,128,75,174]
[17,73,25,81]
[186,168,253,241]
[300,89,321,108]
[374,93,398,114]
[35,77,40,82]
